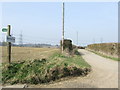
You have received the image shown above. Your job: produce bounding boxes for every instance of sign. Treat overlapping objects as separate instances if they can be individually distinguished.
[2,28,7,32]
[6,36,15,43]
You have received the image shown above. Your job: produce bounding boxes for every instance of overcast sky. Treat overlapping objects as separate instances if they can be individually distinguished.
[0,2,118,46]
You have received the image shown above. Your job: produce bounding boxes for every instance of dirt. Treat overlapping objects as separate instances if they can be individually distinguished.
[28,49,118,88]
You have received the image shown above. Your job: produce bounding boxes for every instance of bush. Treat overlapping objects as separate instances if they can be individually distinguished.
[60,39,73,52]
[87,43,120,61]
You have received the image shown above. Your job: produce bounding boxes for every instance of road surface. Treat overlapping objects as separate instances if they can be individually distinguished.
[29,49,118,88]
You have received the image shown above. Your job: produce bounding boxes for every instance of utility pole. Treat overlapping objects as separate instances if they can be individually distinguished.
[62,2,64,53]
[7,25,11,64]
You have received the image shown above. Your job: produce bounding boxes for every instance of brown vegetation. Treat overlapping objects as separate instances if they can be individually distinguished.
[87,43,120,58]
[1,46,59,63]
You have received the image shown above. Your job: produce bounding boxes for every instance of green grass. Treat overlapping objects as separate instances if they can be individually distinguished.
[2,51,91,85]
[47,52,91,69]
[88,49,120,61]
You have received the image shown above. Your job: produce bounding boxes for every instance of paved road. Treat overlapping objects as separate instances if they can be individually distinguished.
[30,49,118,88]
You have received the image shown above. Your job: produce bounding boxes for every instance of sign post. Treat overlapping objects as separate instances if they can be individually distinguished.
[7,25,11,64]
[2,25,15,64]
[6,36,15,43]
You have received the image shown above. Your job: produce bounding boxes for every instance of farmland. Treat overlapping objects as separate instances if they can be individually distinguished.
[1,46,91,85]
[1,46,59,63]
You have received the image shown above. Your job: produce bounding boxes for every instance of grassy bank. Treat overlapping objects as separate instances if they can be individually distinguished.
[87,49,120,61]
[2,51,91,85]
[87,43,119,59]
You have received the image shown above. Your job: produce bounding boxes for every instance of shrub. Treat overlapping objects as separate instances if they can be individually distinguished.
[60,39,73,52]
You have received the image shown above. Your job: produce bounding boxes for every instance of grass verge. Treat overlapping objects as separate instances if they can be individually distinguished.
[2,51,91,85]
[87,49,120,61]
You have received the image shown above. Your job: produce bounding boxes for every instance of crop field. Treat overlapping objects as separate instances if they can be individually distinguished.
[0,46,59,63]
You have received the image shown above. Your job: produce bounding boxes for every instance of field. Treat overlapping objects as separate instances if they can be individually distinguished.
[1,46,59,63]
[1,46,91,85]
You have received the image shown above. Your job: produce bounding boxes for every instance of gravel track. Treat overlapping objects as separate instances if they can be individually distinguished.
[29,49,118,88]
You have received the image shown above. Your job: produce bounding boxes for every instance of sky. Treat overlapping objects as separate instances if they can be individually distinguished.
[0,2,118,46]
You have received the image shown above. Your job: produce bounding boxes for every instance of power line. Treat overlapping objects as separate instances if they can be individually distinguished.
[14,34,60,41]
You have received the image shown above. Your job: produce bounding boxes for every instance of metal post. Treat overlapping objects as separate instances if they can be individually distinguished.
[7,25,11,63]
[62,2,64,53]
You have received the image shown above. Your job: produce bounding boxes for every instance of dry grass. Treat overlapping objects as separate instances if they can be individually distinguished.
[87,43,119,58]
[0,46,59,63]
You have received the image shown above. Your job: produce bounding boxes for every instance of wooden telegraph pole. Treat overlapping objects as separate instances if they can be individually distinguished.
[62,2,65,53]
[7,25,11,64]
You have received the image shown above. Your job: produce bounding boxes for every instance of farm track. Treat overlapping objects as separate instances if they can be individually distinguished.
[29,49,118,88]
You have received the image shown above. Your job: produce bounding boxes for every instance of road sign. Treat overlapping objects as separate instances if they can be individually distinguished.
[6,36,15,43]
[2,28,7,32]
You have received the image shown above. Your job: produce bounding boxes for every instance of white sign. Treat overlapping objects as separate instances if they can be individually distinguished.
[6,36,15,43]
